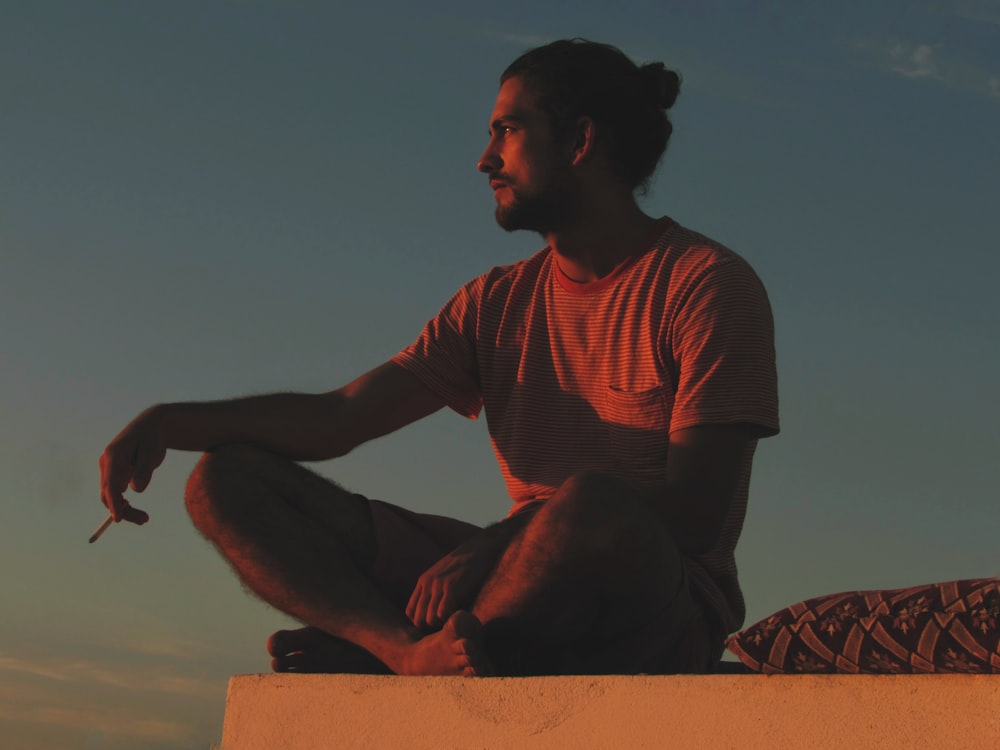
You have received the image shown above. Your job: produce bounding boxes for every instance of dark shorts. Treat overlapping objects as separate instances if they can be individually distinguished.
[364,497,724,674]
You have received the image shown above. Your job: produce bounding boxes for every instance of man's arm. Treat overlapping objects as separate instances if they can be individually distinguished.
[99,361,445,523]
[655,423,759,555]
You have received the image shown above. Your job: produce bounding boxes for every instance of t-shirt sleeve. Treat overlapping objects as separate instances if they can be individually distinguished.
[390,277,485,419]
[669,258,779,437]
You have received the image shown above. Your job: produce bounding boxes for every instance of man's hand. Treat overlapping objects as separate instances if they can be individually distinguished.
[405,545,496,631]
[98,407,165,525]
[405,512,535,630]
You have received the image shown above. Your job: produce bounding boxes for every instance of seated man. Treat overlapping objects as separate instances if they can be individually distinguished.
[98,39,779,676]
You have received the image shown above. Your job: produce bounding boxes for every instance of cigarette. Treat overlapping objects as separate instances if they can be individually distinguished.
[88,513,114,544]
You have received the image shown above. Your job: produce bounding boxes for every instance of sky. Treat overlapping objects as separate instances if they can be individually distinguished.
[2,1,998,747]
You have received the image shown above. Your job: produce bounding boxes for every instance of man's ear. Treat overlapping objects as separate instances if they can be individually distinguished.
[570,116,597,166]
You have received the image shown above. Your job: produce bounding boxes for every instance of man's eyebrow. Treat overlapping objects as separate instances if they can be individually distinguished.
[490,114,527,132]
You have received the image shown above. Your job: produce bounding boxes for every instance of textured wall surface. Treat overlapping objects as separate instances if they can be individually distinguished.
[219,673,1000,749]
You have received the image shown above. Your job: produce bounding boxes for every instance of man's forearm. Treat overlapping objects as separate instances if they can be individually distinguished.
[154,391,354,461]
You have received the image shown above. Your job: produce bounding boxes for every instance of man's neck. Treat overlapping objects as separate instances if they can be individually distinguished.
[545,199,658,283]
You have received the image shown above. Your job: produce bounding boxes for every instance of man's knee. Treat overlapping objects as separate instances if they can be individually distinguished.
[549,471,651,529]
[184,443,269,525]
[547,471,680,567]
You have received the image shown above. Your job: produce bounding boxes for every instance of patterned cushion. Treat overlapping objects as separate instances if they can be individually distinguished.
[725,579,1000,674]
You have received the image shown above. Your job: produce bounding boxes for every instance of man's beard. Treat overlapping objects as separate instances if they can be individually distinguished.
[494,182,577,235]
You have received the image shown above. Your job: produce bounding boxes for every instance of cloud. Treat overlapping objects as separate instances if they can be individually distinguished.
[115,632,210,660]
[0,650,223,747]
[0,652,221,700]
[0,655,69,682]
[854,37,1000,101]
[0,701,191,744]
[886,41,941,79]
[950,0,1000,28]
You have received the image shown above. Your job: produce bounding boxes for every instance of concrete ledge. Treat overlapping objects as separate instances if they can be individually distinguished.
[219,673,999,749]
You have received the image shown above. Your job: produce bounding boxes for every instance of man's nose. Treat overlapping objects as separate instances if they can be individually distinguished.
[477,142,501,174]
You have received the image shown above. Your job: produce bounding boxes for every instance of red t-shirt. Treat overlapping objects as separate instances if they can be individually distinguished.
[392,217,779,632]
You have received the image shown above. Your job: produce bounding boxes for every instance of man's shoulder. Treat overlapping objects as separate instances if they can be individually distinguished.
[642,218,765,291]
[652,218,749,269]
[474,246,553,296]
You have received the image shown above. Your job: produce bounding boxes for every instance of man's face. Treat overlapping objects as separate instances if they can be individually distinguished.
[477,76,579,234]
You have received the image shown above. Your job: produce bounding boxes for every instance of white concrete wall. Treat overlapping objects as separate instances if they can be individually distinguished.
[218,673,1000,749]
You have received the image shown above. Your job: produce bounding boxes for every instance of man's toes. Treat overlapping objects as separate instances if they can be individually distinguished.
[267,629,298,657]
[445,612,493,676]
[271,655,294,672]
[267,626,325,656]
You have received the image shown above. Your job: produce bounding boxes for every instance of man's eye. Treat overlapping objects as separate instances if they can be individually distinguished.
[488,125,516,139]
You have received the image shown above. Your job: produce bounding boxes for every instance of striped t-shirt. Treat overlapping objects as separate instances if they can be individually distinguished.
[391,217,779,632]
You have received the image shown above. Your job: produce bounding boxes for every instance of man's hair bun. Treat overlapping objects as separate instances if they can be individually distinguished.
[639,63,681,110]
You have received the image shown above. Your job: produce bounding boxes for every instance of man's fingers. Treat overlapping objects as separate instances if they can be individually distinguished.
[99,448,135,520]
[424,584,452,629]
[130,441,164,493]
[434,592,456,626]
[407,580,444,629]
[100,483,128,522]
[98,485,149,526]
[419,588,438,628]
[406,581,424,625]
[405,593,417,623]
[122,504,150,525]
[130,470,151,493]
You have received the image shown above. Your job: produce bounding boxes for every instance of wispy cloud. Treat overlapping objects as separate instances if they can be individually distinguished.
[0,700,191,744]
[115,632,210,660]
[0,655,69,683]
[0,652,221,700]
[886,41,941,79]
[950,0,1000,28]
[0,652,222,747]
[853,36,1000,101]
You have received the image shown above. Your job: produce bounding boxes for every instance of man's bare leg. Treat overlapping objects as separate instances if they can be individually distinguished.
[184,443,490,676]
[472,472,687,674]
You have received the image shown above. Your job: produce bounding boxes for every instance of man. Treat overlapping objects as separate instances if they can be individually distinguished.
[99,39,778,676]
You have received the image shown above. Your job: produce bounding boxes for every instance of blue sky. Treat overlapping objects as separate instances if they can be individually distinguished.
[2,1,998,747]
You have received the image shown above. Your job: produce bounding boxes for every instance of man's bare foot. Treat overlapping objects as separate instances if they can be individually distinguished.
[267,627,391,674]
[397,611,493,676]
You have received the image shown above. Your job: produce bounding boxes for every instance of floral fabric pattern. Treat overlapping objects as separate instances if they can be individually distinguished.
[725,579,1000,674]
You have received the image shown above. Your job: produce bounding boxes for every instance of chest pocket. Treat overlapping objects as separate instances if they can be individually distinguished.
[605,385,672,430]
